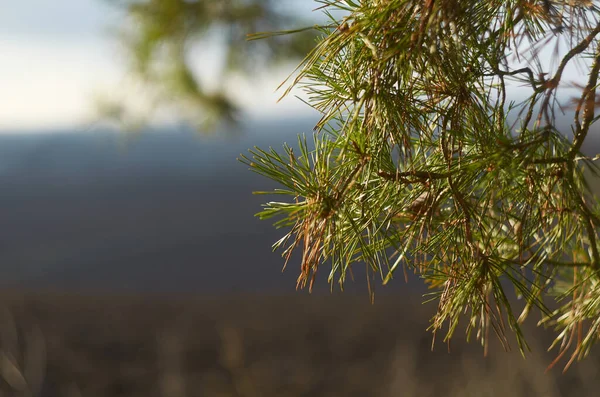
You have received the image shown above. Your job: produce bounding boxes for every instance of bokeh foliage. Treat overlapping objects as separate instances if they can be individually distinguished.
[241,0,600,370]
[108,0,316,127]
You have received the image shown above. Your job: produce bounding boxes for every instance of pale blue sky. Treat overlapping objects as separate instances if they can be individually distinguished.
[0,0,120,38]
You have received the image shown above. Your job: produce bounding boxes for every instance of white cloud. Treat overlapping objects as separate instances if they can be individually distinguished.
[0,39,124,132]
[0,39,312,133]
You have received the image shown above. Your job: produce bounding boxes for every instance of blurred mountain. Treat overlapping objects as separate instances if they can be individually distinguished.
[0,118,395,295]
[0,119,297,293]
[0,116,598,296]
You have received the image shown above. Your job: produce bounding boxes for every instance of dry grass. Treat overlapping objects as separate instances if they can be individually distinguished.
[0,290,598,397]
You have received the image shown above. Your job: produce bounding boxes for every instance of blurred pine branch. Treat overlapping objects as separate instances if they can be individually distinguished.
[106,0,318,129]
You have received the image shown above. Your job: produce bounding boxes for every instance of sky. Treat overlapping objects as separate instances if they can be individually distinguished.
[0,1,587,133]
[0,0,123,131]
[0,0,316,133]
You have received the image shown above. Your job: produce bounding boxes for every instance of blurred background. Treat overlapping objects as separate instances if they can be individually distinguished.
[1,1,600,396]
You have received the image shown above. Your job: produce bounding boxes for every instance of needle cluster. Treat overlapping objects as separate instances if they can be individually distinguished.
[241,0,600,370]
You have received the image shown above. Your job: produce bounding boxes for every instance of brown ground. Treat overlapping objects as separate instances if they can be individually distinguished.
[0,290,598,397]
